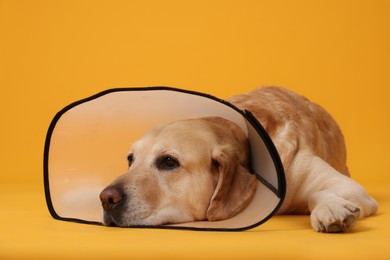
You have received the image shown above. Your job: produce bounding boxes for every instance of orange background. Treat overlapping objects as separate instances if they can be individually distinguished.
[1,0,389,259]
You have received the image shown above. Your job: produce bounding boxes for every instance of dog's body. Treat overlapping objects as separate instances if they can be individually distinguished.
[100,87,378,232]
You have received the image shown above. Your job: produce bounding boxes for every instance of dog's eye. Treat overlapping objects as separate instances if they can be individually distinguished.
[127,154,134,167]
[157,156,180,170]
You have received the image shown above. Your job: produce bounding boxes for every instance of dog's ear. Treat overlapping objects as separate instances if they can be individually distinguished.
[206,147,257,221]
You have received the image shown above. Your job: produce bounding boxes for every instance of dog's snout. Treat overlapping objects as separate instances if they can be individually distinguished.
[100,186,125,212]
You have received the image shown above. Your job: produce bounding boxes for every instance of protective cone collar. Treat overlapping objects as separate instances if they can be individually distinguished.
[44,87,286,231]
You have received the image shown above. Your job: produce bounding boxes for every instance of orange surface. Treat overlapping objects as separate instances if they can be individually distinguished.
[1,0,389,259]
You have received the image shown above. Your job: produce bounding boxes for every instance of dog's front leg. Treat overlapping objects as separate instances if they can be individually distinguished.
[302,156,378,233]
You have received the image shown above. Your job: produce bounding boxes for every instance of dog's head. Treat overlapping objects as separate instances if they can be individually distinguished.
[99,117,257,227]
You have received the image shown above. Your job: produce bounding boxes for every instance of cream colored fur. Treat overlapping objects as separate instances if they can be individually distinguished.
[100,87,377,232]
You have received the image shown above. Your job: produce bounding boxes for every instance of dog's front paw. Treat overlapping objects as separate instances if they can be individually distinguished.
[310,200,361,233]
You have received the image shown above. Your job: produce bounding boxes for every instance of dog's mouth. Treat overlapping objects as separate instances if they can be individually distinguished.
[102,208,143,227]
[101,199,152,227]
[102,211,156,227]
[102,211,117,226]
[103,219,118,227]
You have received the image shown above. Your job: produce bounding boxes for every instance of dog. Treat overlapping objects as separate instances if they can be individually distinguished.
[100,87,378,232]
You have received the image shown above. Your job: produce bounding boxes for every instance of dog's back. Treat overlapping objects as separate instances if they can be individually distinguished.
[229,87,348,175]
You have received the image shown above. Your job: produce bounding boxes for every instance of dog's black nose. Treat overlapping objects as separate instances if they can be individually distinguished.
[100,186,125,212]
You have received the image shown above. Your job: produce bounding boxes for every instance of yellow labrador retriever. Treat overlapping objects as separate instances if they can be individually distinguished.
[100,87,378,232]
